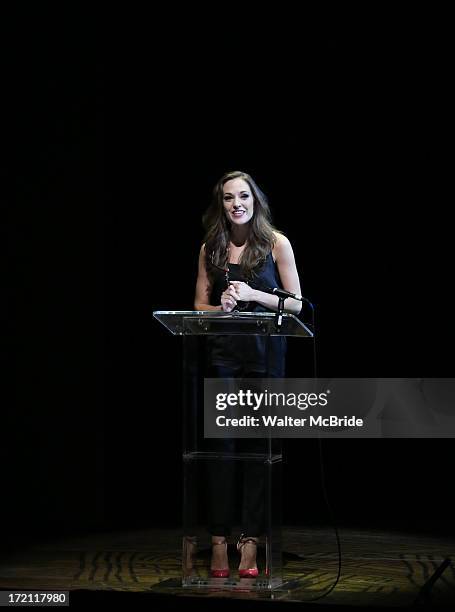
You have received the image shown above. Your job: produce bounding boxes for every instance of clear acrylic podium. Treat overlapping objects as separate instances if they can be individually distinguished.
[153,310,313,590]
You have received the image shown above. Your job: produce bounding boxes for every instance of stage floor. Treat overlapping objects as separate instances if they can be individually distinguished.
[0,526,454,608]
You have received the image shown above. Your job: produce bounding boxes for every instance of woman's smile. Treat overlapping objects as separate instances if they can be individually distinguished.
[232,209,246,218]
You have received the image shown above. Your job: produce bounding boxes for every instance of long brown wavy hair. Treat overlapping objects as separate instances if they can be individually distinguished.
[202,171,281,281]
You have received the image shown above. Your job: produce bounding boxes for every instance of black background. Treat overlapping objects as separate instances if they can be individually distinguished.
[6,19,454,548]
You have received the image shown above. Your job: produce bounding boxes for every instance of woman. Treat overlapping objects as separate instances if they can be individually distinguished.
[194,170,302,578]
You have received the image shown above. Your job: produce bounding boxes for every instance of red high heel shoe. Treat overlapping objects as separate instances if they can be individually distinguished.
[237,534,259,578]
[210,538,230,578]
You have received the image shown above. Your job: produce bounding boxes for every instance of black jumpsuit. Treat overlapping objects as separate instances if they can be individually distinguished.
[205,251,287,536]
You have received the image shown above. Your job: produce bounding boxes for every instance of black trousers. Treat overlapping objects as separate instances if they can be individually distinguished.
[205,365,270,537]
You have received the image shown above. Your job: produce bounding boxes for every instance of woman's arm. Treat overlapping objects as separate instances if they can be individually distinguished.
[194,244,222,311]
[250,288,301,315]
[270,233,302,315]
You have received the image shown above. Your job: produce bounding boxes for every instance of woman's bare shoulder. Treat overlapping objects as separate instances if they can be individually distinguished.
[272,231,291,254]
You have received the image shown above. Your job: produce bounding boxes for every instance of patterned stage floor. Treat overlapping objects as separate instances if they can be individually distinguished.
[1,526,454,608]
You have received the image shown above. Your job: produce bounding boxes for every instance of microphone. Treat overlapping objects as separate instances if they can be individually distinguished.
[247,280,304,302]
[228,278,314,309]
[269,287,303,302]
[251,281,314,309]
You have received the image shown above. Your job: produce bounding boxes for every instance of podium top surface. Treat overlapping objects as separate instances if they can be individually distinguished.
[153,310,314,337]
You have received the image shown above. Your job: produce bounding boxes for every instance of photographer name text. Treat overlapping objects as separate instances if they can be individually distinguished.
[215,415,364,428]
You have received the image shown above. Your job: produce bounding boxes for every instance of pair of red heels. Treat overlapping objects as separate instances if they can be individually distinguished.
[210,535,259,578]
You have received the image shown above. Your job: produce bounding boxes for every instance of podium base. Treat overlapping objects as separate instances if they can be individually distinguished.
[151,576,302,596]
[182,575,282,590]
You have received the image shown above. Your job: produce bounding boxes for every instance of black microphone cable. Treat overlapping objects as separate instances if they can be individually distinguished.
[298,300,343,603]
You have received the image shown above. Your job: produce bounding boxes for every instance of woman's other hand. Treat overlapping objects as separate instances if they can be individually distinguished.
[221,285,240,312]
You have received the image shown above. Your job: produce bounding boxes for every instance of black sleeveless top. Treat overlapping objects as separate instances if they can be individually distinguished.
[207,251,286,377]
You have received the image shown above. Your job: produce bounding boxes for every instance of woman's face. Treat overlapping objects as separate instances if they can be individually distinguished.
[222,178,254,226]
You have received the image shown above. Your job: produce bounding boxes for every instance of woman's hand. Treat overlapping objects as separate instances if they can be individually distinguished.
[228,281,256,302]
[221,284,240,312]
